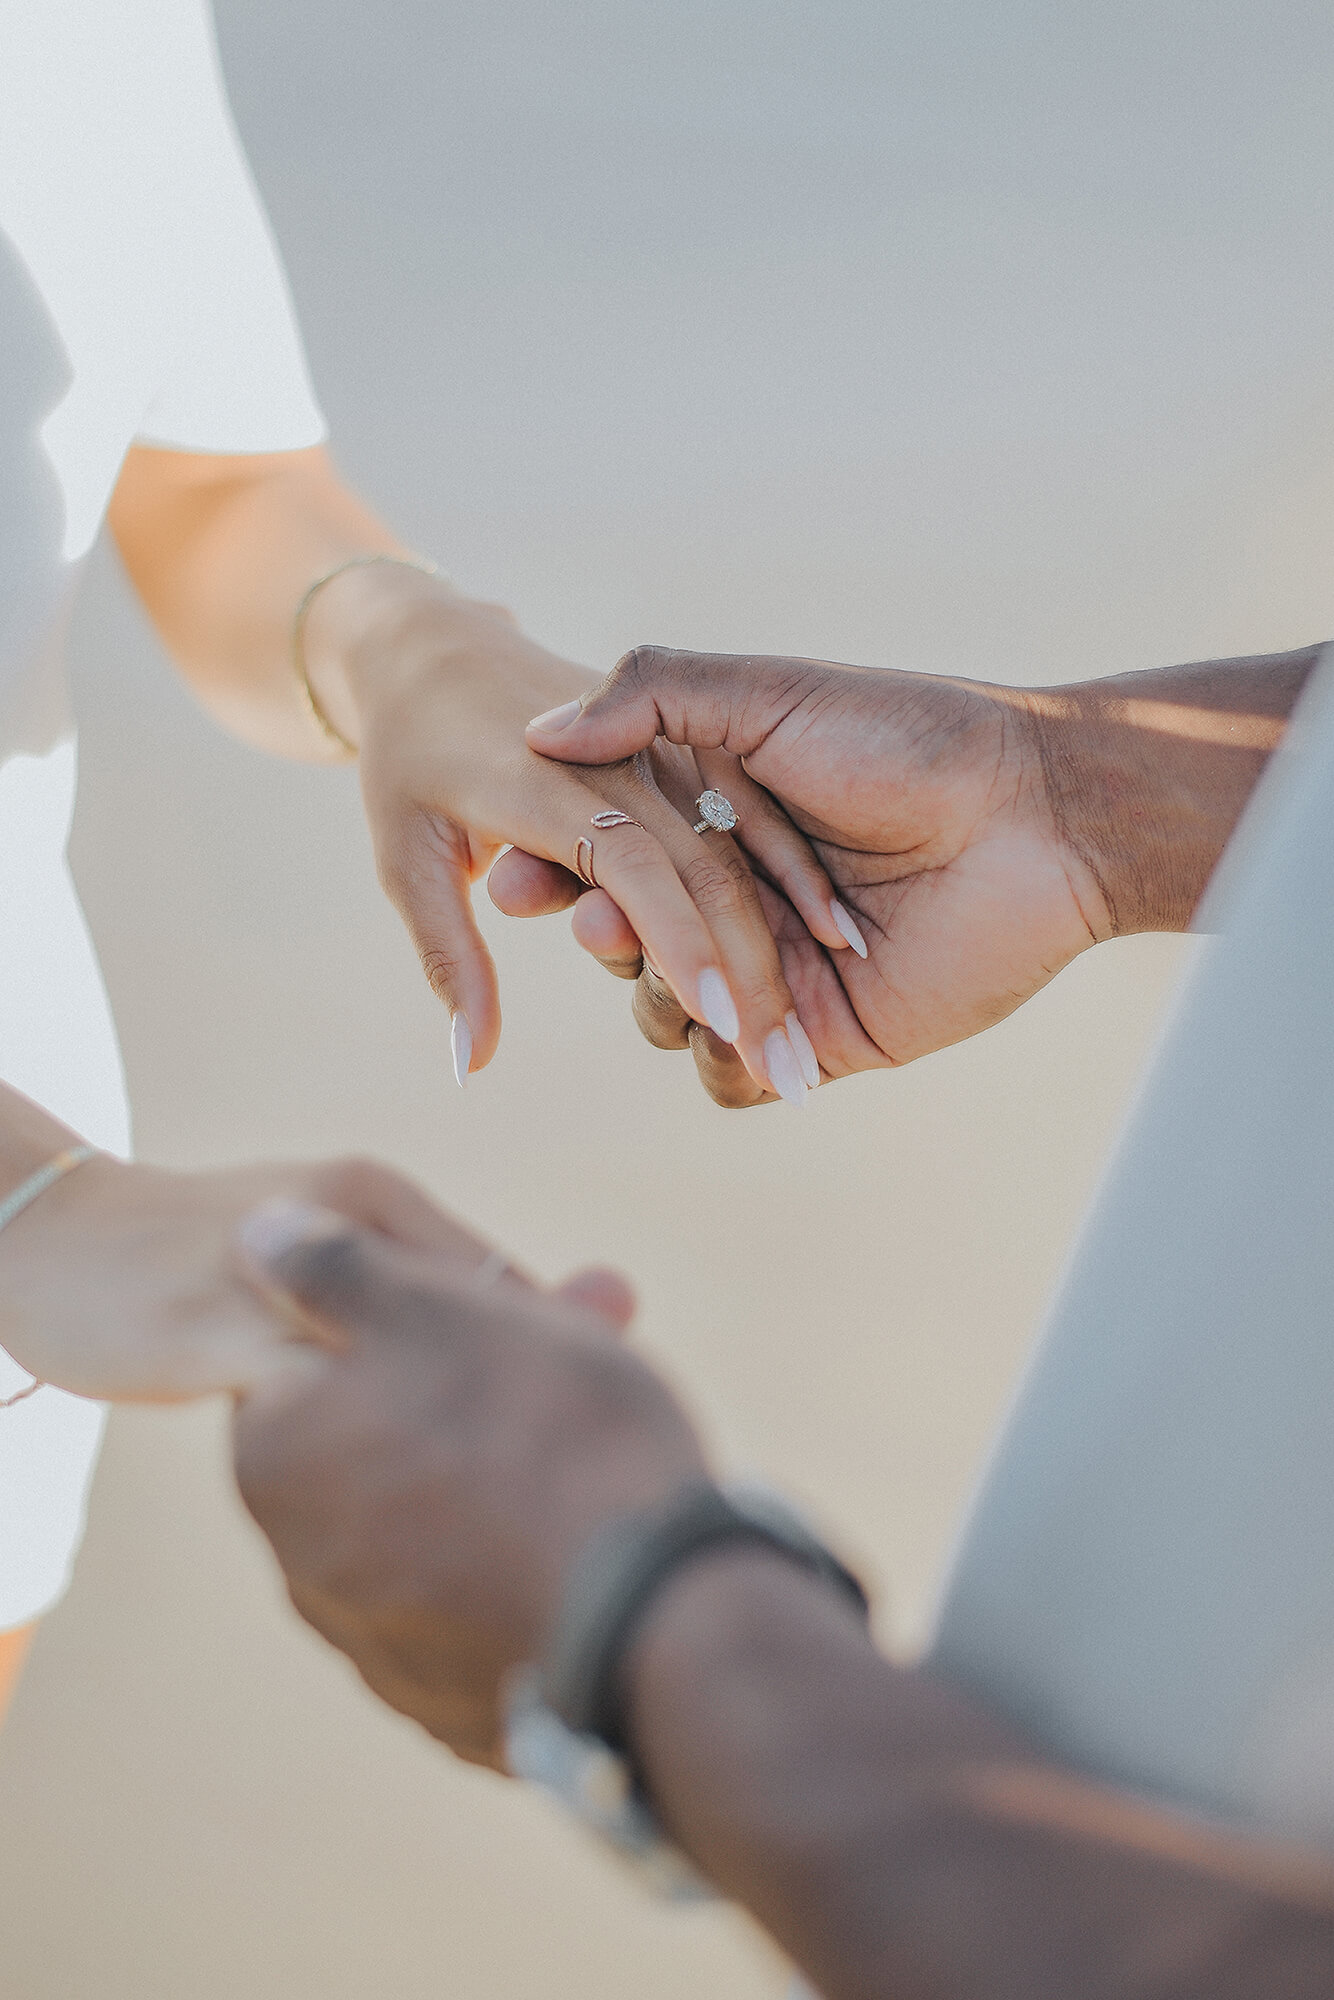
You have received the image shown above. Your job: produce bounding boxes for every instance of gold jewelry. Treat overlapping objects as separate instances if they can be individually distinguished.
[291,553,443,759]
[0,1145,99,1409]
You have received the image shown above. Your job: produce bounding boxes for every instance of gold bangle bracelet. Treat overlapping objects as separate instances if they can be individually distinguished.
[291,552,444,759]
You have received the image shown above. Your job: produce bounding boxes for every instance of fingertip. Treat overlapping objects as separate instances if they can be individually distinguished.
[831,899,870,958]
[450,1010,472,1088]
[526,698,584,737]
[487,848,580,919]
[570,887,642,962]
[555,1266,638,1331]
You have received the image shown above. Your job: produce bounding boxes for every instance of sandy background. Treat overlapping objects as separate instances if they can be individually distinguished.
[2,2,1333,1992]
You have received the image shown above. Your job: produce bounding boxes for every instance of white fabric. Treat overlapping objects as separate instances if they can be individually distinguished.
[930,645,1334,1851]
[0,0,325,1629]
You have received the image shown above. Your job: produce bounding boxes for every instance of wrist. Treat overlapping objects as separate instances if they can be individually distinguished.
[618,1544,887,1882]
[1020,647,1321,934]
[298,556,474,744]
[301,558,591,747]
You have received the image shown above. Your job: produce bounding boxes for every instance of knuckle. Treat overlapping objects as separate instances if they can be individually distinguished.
[689,1027,767,1108]
[377,810,464,905]
[609,642,678,694]
[593,823,662,884]
[418,944,461,1002]
[677,854,743,923]
[633,974,692,1049]
[594,950,645,984]
[563,1338,672,1438]
[312,1155,390,1214]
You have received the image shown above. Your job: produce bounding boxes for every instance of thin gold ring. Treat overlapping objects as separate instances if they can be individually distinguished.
[572,811,644,890]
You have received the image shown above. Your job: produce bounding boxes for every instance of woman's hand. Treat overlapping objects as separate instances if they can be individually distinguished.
[518,645,1118,1105]
[108,447,850,1104]
[0,1145,501,1403]
[321,565,855,1102]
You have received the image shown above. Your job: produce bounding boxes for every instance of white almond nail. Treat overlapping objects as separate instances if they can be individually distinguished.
[451,1011,472,1088]
[527,698,583,733]
[763,1029,808,1106]
[785,1012,821,1091]
[697,968,740,1044]
[831,899,869,958]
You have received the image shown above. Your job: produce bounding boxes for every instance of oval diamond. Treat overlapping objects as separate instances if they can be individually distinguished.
[695,790,738,833]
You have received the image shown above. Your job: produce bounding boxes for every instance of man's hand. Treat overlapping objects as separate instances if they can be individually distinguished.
[234,1206,1334,2000]
[232,1204,705,1768]
[517,643,1316,1105]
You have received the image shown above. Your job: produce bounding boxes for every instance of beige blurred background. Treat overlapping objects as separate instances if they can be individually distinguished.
[3,2,1334,1993]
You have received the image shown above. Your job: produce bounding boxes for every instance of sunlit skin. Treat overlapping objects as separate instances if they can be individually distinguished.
[0,1622,35,1729]
[106,445,854,1096]
[511,641,1319,1105]
[232,1211,1334,2000]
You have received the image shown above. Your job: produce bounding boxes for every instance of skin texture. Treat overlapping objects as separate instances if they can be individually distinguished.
[234,1215,1334,2000]
[107,445,851,1095]
[516,641,1319,1106]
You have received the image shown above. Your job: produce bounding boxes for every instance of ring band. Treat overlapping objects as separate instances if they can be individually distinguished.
[573,811,645,890]
[692,790,739,836]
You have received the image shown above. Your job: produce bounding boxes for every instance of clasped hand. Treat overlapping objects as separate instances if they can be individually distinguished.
[512,646,1115,1107]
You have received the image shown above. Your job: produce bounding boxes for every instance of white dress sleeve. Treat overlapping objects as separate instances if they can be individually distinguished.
[134,1,326,455]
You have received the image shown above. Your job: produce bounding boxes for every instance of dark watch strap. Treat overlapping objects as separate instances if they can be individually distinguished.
[540,1479,870,1755]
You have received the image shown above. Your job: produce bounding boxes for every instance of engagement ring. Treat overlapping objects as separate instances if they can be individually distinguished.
[693,790,739,836]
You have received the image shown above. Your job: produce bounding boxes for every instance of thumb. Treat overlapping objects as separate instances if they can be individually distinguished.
[237,1201,462,1349]
[525,644,814,766]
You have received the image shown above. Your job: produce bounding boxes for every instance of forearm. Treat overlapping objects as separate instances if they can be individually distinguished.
[107,444,582,759]
[1024,645,1323,934]
[624,1549,1334,1999]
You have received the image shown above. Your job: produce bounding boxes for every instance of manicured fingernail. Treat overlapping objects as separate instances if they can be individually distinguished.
[763,1029,808,1106]
[830,899,869,958]
[786,1011,821,1090]
[527,699,583,733]
[239,1198,340,1271]
[451,1010,472,1088]
[696,968,740,1044]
